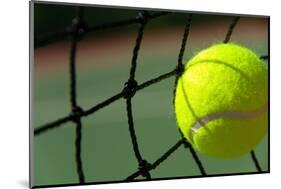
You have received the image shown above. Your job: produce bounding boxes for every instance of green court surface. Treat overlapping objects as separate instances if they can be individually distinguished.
[32,16,268,186]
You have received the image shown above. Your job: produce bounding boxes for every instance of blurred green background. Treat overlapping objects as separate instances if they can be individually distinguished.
[32,2,269,187]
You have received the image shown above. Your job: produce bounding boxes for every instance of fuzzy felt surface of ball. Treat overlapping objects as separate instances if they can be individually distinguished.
[174,43,268,158]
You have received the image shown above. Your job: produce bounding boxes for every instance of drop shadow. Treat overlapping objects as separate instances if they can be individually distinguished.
[18,180,29,188]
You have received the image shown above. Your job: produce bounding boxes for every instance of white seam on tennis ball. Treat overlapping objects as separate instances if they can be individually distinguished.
[188,103,268,143]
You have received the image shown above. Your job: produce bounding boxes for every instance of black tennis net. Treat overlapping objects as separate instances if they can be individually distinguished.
[33,6,268,185]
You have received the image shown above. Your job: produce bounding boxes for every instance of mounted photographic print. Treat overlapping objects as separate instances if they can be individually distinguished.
[30,1,269,188]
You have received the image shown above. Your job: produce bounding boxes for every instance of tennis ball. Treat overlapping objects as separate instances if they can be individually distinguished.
[174,43,268,159]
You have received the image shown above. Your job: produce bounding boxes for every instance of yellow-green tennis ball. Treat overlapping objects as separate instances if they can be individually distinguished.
[174,43,268,159]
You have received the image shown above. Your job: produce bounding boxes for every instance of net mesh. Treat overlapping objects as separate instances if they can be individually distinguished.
[33,6,268,185]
